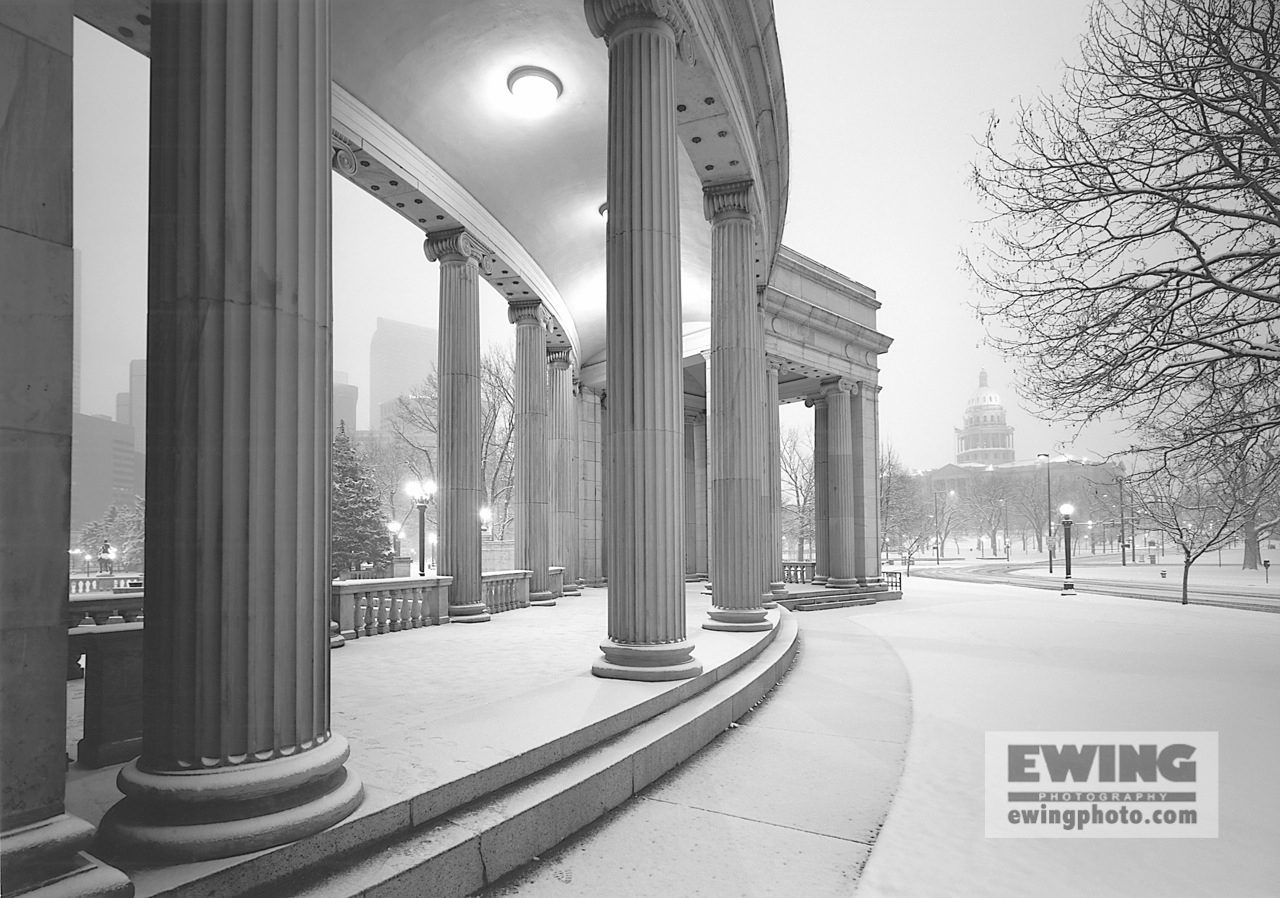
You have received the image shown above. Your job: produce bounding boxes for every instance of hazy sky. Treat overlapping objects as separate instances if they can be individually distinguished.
[72,1,1123,470]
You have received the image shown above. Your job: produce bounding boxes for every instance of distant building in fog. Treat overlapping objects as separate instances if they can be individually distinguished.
[955,368,1015,465]
[369,317,437,429]
[333,371,358,434]
[71,413,144,531]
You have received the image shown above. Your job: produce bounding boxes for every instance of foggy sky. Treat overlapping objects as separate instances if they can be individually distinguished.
[71,0,1124,471]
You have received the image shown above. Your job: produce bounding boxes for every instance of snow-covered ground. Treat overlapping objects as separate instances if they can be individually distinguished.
[1011,545,1277,594]
[852,577,1280,898]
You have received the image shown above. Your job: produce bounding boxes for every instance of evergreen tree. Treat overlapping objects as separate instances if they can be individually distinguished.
[331,423,389,578]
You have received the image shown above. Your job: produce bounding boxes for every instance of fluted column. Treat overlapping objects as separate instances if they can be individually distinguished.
[0,3,132,893]
[98,0,363,863]
[511,300,553,604]
[426,228,491,622]
[823,378,858,588]
[766,359,786,594]
[854,381,883,584]
[548,349,580,596]
[808,396,830,584]
[587,0,701,678]
[704,181,769,632]
[684,414,699,577]
[577,386,606,586]
[692,412,710,577]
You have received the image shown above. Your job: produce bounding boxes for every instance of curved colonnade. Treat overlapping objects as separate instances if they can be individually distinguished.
[0,0,891,894]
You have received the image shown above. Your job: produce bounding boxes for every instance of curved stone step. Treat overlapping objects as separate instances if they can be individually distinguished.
[252,612,800,898]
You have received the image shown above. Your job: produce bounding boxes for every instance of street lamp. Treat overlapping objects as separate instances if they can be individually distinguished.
[1117,475,1128,567]
[406,479,437,577]
[999,499,1009,561]
[386,521,401,557]
[479,506,493,535]
[1037,453,1052,572]
[1059,503,1076,595]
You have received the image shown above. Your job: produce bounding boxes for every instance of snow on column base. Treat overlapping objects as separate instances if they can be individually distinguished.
[97,735,363,864]
[448,602,492,622]
[704,607,771,632]
[593,639,702,681]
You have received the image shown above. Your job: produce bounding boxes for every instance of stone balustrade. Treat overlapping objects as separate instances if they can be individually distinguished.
[782,561,816,583]
[482,570,532,614]
[549,566,565,599]
[333,576,453,641]
[69,575,138,594]
[67,593,145,631]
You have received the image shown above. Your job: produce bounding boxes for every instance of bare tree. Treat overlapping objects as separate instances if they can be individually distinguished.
[1130,435,1278,602]
[964,471,1018,556]
[968,0,1280,461]
[779,426,815,560]
[381,344,519,541]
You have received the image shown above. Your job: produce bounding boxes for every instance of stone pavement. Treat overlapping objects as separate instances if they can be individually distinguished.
[476,604,912,897]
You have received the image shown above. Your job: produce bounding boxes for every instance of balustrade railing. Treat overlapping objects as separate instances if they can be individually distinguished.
[782,561,816,583]
[67,593,144,630]
[69,575,139,594]
[548,566,564,599]
[482,569,532,614]
[332,575,453,641]
[884,571,902,591]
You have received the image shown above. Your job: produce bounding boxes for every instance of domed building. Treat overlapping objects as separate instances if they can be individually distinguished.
[955,369,1015,465]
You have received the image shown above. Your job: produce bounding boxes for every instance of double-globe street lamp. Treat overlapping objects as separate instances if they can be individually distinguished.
[1060,503,1076,595]
[406,479,437,577]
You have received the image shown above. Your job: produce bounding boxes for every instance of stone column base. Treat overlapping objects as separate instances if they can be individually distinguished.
[769,581,787,594]
[98,736,362,863]
[704,607,771,632]
[562,584,582,596]
[826,577,860,589]
[811,575,829,586]
[449,603,491,623]
[529,591,557,607]
[592,639,702,682]
[0,814,133,898]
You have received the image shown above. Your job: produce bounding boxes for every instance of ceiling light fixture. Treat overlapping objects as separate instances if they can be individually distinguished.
[507,66,563,116]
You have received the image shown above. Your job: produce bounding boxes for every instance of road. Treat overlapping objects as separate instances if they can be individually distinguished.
[905,557,1279,613]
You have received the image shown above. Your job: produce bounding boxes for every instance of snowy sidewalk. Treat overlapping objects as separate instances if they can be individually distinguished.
[853,578,1280,898]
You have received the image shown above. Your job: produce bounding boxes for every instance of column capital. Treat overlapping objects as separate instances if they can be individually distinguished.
[684,411,705,425]
[702,180,754,223]
[819,376,853,397]
[424,227,492,271]
[765,354,785,374]
[507,298,546,327]
[548,348,572,371]
[805,395,828,409]
[585,0,692,48]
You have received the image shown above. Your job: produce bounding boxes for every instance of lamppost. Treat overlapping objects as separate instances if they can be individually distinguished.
[1037,453,1052,572]
[1087,520,1095,554]
[1117,475,1128,567]
[479,506,492,537]
[1060,503,1076,595]
[406,479,437,577]
[386,521,401,557]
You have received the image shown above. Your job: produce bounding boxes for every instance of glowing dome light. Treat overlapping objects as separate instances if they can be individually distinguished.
[1060,503,1075,517]
[507,66,563,116]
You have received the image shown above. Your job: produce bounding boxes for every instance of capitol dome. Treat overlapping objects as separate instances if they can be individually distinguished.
[955,369,1016,465]
[965,369,1003,409]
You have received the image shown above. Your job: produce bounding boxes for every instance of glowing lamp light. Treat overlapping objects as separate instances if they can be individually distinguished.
[386,521,401,534]
[1060,503,1075,517]
[507,66,563,116]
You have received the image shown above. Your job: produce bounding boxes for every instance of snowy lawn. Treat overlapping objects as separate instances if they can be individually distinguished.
[849,578,1280,898]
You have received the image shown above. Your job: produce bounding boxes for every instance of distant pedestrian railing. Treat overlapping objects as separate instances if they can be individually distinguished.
[782,561,816,583]
[332,576,452,641]
[483,570,532,613]
[884,571,902,591]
